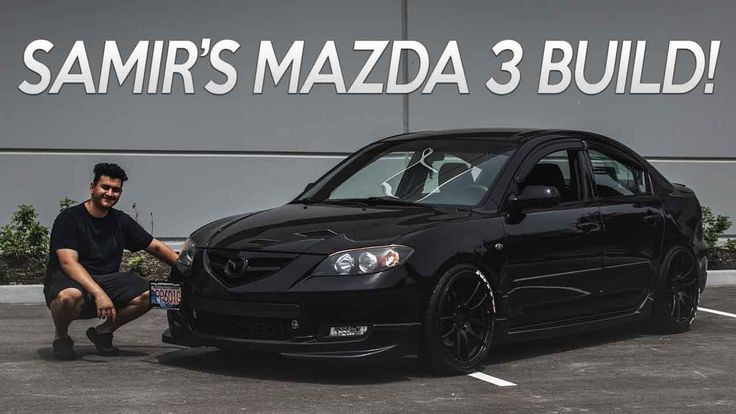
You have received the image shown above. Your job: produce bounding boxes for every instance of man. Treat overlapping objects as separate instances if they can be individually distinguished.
[43,162,179,360]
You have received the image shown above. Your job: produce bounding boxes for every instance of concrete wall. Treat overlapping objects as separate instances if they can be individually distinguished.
[406,0,736,235]
[0,0,402,240]
[1,0,734,241]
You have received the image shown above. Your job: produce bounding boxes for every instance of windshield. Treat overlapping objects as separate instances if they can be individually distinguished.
[298,138,518,207]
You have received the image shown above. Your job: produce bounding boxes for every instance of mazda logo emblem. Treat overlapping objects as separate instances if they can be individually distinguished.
[224,257,249,278]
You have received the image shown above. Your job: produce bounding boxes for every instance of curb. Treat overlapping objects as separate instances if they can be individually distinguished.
[705,270,736,287]
[0,284,44,304]
[2,270,736,304]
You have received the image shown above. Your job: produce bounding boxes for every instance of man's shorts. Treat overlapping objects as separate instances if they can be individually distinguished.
[43,270,149,319]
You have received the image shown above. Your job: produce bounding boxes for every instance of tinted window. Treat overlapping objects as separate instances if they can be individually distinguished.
[330,152,413,199]
[589,149,649,197]
[521,150,581,203]
[301,139,518,207]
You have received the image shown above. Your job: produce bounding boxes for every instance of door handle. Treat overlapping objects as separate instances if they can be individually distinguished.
[643,211,660,226]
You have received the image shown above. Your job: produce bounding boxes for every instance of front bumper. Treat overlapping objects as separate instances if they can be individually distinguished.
[163,320,421,360]
[164,251,427,360]
[163,302,422,360]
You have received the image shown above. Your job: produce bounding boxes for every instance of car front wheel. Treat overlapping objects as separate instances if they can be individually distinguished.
[423,264,496,375]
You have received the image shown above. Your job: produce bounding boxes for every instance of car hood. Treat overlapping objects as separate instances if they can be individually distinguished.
[199,203,469,254]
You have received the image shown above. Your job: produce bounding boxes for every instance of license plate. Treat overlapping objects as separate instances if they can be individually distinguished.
[150,282,182,310]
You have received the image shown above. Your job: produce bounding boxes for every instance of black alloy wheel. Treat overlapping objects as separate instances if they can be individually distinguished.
[423,265,496,374]
[652,246,700,333]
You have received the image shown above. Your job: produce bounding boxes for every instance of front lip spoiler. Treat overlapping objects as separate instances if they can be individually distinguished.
[280,345,400,360]
[162,322,421,361]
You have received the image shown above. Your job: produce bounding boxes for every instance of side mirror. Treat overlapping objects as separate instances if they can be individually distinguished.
[507,185,560,211]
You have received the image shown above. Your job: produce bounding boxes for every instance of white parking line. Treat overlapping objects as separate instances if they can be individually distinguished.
[468,371,517,387]
[699,307,736,319]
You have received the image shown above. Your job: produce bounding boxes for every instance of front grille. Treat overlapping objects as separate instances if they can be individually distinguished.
[194,311,291,340]
[205,249,296,286]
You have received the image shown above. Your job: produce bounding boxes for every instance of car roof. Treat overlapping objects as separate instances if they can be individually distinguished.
[378,128,533,142]
[378,128,639,152]
[377,128,597,143]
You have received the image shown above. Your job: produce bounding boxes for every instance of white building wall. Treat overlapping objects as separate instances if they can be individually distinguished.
[1,0,734,240]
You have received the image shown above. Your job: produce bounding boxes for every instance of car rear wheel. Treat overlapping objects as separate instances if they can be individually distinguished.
[651,246,700,333]
[423,264,496,375]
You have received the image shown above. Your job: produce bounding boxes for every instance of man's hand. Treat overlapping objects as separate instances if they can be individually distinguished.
[94,291,117,321]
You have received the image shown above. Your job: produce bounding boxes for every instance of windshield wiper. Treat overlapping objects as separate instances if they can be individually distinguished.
[318,198,371,207]
[293,198,374,207]
[364,197,425,207]
[296,197,440,209]
[292,197,321,205]
[324,197,432,208]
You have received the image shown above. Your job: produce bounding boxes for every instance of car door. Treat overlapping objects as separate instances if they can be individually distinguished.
[502,142,605,328]
[585,143,664,312]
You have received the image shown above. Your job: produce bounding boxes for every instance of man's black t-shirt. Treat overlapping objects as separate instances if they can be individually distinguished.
[46,203,153,277]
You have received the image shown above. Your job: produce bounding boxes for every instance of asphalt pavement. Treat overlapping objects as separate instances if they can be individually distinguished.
[2,288,736,413]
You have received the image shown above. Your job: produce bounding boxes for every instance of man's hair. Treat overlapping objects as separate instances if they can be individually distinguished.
[93,162,128,184]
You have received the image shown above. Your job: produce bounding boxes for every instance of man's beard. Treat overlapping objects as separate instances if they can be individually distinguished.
[91,192,117,210]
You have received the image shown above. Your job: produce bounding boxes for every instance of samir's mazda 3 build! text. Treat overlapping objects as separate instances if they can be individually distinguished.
[153,129,707,374]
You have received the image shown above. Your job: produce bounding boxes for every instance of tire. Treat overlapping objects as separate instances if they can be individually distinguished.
[422,264,496,375]
[651,246,700,333]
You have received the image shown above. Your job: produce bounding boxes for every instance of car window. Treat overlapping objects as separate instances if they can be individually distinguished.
[521,150,581,203]
[315,139,517,207]
[588,149,649,197]
[420,156,484,194]
[329,152,413,199]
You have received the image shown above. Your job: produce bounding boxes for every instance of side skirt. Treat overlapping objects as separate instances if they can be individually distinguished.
[493,294,653,344]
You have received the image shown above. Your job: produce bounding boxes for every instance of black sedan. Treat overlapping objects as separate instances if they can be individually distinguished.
[156,129,707,374]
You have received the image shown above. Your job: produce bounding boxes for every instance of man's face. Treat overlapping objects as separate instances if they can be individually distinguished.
[89,175,123,210]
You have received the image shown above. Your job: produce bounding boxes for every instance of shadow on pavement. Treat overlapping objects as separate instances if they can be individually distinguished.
[37,344,155,361]
[152,322,654,383]
[154,347,430,385]
[487,321,649,365]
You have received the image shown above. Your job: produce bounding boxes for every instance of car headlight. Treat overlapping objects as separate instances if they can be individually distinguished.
[177,238,197,267]
[312,245,414,276]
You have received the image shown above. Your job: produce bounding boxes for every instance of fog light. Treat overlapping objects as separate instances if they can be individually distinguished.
[328,325,369,337]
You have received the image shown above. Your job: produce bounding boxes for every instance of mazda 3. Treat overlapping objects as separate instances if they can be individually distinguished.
[153,129,707,374]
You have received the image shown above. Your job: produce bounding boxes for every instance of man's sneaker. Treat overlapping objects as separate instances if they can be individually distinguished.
[86,327,120,356]
[52,336,76,361]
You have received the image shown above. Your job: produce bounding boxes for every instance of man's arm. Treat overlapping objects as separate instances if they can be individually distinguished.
[145,238,179,266]
[56,249,116,320]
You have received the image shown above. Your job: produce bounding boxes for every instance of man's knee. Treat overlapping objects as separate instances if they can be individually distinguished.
[52,288,84,311]
[129,290,151,308]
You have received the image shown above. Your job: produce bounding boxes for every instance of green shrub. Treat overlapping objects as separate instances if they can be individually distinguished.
[121,250,171,280]
[702,206,732,253]
[0,204,49,283]
[0,204,49,265]
[725,238,736,252]
[126,251,148,277]
[59,197,77,212]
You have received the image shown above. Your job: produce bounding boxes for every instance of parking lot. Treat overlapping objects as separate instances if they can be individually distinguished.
[2,287,735,413]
